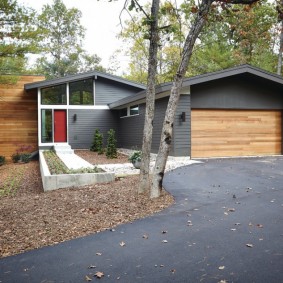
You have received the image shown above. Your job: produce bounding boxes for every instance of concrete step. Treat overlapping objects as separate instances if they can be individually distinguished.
[54,145,74,154]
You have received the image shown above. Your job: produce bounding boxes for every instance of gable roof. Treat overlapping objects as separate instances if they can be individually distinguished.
[24,70,146,90]
[109,64,283,109]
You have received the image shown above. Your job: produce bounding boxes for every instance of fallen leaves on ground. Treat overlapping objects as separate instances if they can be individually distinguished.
[95,271,104,278]
[0,156,174,258]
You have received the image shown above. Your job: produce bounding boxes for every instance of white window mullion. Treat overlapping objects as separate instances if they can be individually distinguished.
[93,79,96,105]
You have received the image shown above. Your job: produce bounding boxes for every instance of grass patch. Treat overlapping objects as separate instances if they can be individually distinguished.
[43,150,102,175]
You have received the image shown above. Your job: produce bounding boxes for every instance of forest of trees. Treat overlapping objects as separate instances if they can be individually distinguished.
[0,0,282,81]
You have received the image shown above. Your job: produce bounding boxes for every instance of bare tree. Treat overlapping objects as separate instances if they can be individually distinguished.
[277,0,283,75]
[150,0,260,198]
[138,0,160,194]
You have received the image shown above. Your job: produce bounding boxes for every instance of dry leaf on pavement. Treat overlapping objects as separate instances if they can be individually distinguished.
[95,271,104,278]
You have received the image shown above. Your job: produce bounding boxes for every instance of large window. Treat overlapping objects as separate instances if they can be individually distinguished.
[41,109,53,143]
[41,84,66,105]
[69,78,93,105]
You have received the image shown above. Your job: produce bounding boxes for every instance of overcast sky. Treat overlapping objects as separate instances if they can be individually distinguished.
[19,0,147,74]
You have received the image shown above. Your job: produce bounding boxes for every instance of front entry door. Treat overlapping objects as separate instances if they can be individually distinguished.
[54,110,67,142]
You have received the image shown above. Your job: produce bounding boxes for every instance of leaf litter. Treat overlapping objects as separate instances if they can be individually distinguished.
[0,156,174,258]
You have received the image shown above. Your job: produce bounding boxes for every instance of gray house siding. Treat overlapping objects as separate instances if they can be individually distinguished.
[116,96,191,156]
[173,95,191,156]
[117,99,170,153]
[191,75,283,109]
[68,109,118,149]
[95,78,143,105]
[116,106,144,149]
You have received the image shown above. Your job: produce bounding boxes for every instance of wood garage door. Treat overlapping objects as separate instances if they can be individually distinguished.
[191,110,282,158]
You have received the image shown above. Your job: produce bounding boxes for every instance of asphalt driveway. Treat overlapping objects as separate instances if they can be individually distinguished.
[0,156,282,283]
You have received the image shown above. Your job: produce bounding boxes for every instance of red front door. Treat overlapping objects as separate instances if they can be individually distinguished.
[54,110,67,142]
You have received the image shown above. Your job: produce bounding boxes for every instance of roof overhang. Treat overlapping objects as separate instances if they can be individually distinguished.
[109,64,283,109]
[24,70,146,91]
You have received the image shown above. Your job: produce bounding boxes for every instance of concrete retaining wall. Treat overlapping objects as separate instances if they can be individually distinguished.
[39,151,115,192]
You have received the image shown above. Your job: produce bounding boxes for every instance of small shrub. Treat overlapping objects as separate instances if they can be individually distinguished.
[0,156,5,166]
[128,151,142,163]
[11,144,33,163]
[106,129,117,159]
[20,153,31,163]
[11,153,21,163]
[90,129,104,154]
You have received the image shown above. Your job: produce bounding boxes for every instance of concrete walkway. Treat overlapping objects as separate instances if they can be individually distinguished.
[1,156,282,283]
[57,152,94,170]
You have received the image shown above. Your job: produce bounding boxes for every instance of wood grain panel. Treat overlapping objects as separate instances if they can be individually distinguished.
[191,110,282,158]
[0,75,44,160]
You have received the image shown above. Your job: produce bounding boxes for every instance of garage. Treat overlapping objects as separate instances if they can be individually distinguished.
[191,109,282,158]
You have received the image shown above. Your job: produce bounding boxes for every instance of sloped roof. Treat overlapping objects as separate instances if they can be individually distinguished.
[109,64,283,109]
[24,70,146,90]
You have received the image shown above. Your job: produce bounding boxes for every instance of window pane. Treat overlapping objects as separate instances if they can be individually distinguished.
[69,78,93,105]
[41,109,53,143]
[120,108,127,117]
[41,84,66,105]
[130,105,139,116]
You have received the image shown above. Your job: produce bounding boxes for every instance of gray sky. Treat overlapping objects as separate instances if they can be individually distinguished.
[20,0,146,74]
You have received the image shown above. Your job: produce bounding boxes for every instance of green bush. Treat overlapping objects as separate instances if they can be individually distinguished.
[106,129,117,159]
[128,151,142,163]
[11,144,33,163]
[90,129,104,154]
[20,153,31,163]
[11,153,21,163]
[0,156,5,166]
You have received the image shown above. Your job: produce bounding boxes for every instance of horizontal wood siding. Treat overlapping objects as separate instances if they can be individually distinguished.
[95,78,143,105]
[0,76,44,160]
[191,110,282,158]
[68,109,118,149]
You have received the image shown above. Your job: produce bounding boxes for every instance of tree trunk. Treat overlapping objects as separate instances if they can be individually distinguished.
[150,0,213,198]
[277,1,283,75]
[138,0,160,194]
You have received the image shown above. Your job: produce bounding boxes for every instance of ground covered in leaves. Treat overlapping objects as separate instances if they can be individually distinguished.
[0,151,174,258]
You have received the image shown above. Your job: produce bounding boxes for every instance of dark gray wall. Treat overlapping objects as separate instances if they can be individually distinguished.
[191,74,283,109]
[173,95,191,156]
[116,95,190,156]
[116,105,144,150]
[68,109,118,149]
[117,99,170,154]
[95,78,143,105]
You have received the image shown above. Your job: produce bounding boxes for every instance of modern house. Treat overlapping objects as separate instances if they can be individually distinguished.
[1,64,283,160]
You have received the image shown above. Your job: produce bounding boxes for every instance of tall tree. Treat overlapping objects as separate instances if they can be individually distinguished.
[0,0,38,75]
[190,0,277,76]
[36,0,104,78]
[277,0,283,75]
[151,0,260,198]
[119,0,277,82]
[138,0,160,194]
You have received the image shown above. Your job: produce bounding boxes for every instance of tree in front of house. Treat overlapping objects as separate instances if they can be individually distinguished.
[119,0,278,83]
[0,0,39,75]
[36,0,104,78]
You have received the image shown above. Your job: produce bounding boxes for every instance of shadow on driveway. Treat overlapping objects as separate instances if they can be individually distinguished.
[0,156,282,283]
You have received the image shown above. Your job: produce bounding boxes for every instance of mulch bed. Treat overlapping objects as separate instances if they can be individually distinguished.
[0,151,174,258]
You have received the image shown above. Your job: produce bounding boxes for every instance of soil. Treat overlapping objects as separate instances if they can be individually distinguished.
[0,151,174,258]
